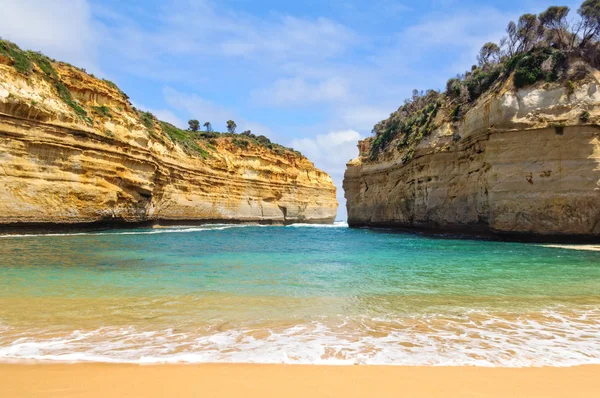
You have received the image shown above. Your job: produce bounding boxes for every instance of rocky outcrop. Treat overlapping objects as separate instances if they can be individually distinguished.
[0,55,337,228]
[344,68,600,239]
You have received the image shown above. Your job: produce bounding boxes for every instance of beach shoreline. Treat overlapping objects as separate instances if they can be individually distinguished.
[1,363,599,398]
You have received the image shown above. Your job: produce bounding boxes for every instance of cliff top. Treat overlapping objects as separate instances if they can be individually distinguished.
[361,1,600,164]
[0,38,315,170]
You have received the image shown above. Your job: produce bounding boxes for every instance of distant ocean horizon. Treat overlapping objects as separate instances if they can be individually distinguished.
[1,223,599,366]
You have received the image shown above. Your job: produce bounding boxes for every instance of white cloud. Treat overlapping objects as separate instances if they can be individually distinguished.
[220,16,355,61]
[290,129,362,176]
[95,2,355,71]
[338,105,391,131]
[1,0,98,72]
[253,77,349,106]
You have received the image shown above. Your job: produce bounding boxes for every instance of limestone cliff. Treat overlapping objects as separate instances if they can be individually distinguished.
[0,43,337,227]
[344,58,600,239]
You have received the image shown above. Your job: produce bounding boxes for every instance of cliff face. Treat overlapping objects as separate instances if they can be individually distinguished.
[344,66,600,238]
[0,52,337,227]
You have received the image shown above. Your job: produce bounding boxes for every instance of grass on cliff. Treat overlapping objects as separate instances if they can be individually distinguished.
[367,1,600,161]
[0,38,93,123]
[229,131,303,156]
[159,121,210,159]
[2,37,303,160]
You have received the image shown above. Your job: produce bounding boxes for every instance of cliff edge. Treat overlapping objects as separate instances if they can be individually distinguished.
[0,41,337,228]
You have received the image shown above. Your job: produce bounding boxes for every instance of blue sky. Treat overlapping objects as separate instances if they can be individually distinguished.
[2,0,583,219]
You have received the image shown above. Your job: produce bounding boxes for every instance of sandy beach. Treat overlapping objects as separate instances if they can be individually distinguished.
[1,364,599,398]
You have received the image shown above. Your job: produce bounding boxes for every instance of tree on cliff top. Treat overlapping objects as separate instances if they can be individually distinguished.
[226,120,237,134]
[188,119,200,132]
[477,42,501,66]
[578,0,600,47]
[368,0,600,161]
[539,6,571,48]
[203,122,212,133]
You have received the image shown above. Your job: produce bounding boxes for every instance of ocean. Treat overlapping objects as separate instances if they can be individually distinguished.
[1,223,599,366]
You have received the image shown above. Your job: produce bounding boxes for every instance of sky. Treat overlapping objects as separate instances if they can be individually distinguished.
[1,0,583,220]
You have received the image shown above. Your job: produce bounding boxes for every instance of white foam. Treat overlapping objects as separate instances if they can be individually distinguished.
[1,221,348,238]
[1,309,599,367]
[0,224,251,239]
[287,221,348,228]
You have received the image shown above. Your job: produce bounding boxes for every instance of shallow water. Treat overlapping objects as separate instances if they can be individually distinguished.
[1,223,599,366]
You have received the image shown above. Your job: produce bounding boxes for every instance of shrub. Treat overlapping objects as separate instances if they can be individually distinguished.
[27,51,57,79]
[93,105,111,118]
[256,135,271,145]
[232,138,249,149]
[200,131,219,139]
[511,48,565,88]
[140,111,154,131]
[514,68,539,88]
[580,111,591,122]
[0,40,32,74]
[566,80,576,96]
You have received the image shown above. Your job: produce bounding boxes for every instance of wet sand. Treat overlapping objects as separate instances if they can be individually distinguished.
[1,364,599,398]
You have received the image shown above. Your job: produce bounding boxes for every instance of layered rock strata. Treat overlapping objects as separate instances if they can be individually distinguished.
[0,58,337,227]
[344,69,600,239]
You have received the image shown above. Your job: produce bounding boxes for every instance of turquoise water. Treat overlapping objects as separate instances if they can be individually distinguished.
[1,223,599,366]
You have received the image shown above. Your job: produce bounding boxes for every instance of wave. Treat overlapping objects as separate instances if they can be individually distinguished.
[287,221,348,228]
[0,224,254,239]
[0,221,348,238]
[1,309,599,366]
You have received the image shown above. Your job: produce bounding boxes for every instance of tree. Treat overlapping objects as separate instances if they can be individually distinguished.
[203,121,212,133]
[501,21,519,57]
[539,6,570,48]
[516,14,541,53]
[188,119,200,132]
[226,120,237,134]
[477,42,501,66]
[578,0,600,48]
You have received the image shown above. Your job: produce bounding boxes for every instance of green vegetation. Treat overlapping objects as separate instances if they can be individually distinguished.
[1,37,303,159]
[226,120,237,133]
[368,0,600,160]
[0,38,92,123]
[93,105,112,118]
[0,40,32,74]
[56,81,90,122]
[101,79,128,100]
[580,110,591,122]
[140,111,154,131]
[232,137,249,149]
[371,90,441,160]
[160,121,209,158]
[188,119,200,132]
